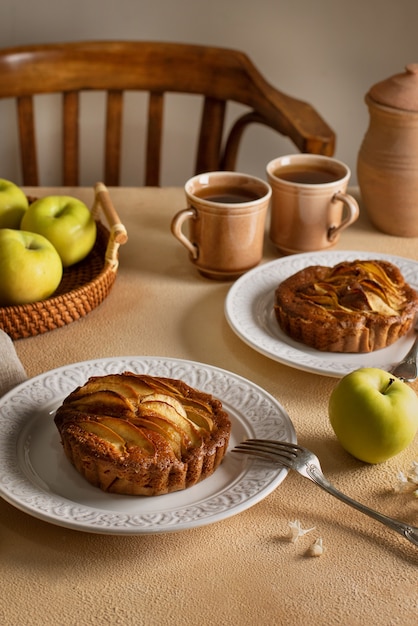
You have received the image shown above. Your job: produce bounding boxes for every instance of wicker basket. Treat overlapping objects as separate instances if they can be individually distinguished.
[0,183,128,340]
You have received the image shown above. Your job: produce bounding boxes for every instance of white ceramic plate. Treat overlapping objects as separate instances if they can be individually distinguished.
[225,251,418,378]
[0,356,296,535]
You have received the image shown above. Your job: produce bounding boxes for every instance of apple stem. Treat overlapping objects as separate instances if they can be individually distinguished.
[383,377,395,394]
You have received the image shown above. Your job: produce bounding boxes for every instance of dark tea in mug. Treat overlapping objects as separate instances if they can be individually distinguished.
[194,185,261,203]
[274,165,340,185]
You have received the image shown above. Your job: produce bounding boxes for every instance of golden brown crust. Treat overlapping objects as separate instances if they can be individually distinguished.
[54,372,231,495]
[274,260,418,353]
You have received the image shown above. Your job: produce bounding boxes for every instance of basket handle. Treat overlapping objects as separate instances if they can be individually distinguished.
[92,182,128,271]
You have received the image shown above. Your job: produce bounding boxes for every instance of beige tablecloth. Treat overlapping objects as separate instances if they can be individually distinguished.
[1,187,417,626]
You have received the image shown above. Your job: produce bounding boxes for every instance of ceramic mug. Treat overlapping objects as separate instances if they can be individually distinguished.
[266,154,360,254]
[171,171,271,280]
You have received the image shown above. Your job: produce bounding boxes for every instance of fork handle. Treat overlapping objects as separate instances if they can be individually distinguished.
[308,466,418,547]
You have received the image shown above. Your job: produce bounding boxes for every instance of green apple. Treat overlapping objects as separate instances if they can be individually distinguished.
[0,228,63,306]
[328,367,418,464]
[20,195,96,267]
[0,178,29,228]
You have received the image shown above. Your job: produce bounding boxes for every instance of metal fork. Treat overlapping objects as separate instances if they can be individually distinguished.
[233,439,418,547]
[390,316,418,381]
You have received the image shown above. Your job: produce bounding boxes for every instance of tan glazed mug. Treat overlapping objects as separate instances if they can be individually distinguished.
[171,171,271,280]
[266,154,360,254]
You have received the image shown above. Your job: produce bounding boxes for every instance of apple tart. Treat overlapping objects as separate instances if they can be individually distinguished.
[274,259,418,353]
[54,372,231,496]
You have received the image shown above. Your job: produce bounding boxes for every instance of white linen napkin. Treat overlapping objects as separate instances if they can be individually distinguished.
[0,330,28,396]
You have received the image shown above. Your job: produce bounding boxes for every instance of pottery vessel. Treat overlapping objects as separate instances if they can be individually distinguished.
[357,64,418,236]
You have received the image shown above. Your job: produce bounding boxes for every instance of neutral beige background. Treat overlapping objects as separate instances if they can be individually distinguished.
[0,0,417,186]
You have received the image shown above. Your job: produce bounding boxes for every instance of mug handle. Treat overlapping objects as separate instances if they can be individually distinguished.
[328,192,360,241]
[171,208,199,259]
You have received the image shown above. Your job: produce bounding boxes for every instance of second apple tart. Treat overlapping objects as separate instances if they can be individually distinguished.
[274,259,418,353]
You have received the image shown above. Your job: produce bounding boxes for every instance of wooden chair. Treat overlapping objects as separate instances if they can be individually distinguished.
[0,41,335,186]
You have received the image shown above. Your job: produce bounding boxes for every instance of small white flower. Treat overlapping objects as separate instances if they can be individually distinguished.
[407,461,418,485]
[287,519,315,543]
[307,537,325,557]
[393,462,418,494]
[393,471,410,493]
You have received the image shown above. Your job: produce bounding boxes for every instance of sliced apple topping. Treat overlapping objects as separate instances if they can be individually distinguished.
[77,375,150,400]
[73,381,138,404]
[114,374,156,397]
[138,394,203,447]
[299,260,410,317]
[98,417,155,455]
[133,416,184,458]
[184,405,214,431]
[68,389,136,419]
[141,393,188,417]
[79,420,126,454]
[140,375,184,397]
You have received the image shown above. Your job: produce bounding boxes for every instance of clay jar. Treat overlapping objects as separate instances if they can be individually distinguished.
[357,64,418,236]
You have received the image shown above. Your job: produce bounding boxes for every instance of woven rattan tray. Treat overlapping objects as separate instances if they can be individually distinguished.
[0,183,128,340]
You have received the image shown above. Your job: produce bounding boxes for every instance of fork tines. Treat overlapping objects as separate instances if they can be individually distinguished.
[232,439,299,465]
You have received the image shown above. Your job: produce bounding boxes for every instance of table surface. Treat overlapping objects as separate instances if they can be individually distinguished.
[1,186,417,626]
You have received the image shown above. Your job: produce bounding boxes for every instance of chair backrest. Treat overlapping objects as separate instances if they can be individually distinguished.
[0,41,335,186]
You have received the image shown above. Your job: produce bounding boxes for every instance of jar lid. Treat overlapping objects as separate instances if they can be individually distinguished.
[368,64,418,111]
